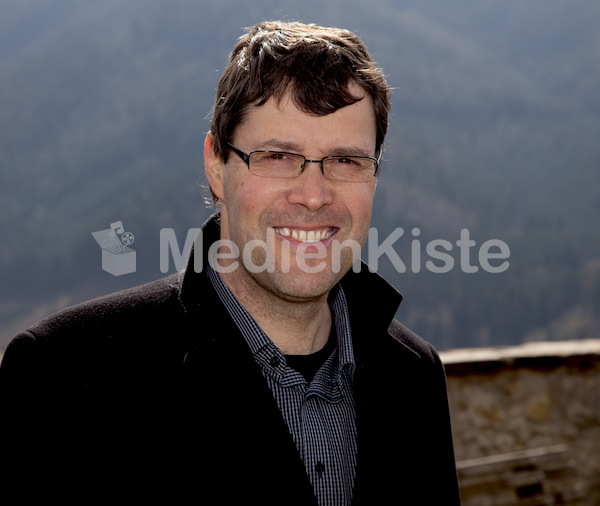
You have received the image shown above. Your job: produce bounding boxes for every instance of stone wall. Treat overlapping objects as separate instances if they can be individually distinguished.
[441,340,600,505]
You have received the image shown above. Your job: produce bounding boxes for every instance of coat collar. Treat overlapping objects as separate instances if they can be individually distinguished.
[177,211,221,312]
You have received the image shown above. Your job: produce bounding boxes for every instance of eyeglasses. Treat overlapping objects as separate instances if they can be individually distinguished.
[226,142,379,182]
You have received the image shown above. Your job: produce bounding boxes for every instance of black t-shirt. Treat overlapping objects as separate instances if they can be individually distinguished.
[285,325,336,383]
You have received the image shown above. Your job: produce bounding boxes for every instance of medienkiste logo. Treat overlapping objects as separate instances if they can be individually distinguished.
[92,221,136,276]
[91,222,511,276]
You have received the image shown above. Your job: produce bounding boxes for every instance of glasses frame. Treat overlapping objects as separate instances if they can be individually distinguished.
[226,142,380,182]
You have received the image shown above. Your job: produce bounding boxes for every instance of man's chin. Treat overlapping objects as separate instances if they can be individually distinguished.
[254,268,344,303]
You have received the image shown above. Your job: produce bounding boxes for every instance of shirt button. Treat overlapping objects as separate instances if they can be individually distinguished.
[269,356,280,368]
[315,462,326,475]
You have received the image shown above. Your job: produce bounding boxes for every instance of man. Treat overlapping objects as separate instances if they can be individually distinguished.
[0,21,460,504]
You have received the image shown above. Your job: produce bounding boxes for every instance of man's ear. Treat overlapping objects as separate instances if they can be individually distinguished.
[204,132,225,202]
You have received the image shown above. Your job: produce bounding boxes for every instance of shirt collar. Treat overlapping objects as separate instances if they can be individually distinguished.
[328,285,355,375]
[206,262,355,378]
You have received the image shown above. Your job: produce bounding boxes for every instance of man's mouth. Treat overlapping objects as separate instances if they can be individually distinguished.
[273,227,336,243]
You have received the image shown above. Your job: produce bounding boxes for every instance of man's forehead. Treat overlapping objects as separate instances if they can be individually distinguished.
[236,101,375,152]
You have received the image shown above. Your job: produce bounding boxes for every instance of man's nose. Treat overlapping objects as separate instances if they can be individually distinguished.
[286,161,334,211]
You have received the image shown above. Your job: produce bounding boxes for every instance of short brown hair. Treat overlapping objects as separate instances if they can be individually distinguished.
[209,21,391,163]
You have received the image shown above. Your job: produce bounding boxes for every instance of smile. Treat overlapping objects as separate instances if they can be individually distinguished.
[273,227,336,243]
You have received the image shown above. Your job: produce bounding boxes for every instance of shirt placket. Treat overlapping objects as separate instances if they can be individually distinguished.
[301,393,330,498]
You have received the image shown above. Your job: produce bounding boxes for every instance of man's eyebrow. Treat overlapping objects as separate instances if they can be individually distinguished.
[328,146,375,157]
[254,139,374,157]
[253,139,303,152]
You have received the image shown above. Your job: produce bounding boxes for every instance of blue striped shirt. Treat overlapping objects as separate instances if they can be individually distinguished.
[207,264,357,505]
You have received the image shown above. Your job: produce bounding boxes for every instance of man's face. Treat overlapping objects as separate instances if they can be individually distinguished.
[205,83,377,304]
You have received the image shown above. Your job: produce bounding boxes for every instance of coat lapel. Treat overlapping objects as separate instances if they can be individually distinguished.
[351,330,423,503]
[339,266,425,503]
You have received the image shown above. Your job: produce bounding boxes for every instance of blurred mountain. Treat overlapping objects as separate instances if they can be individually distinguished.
[1,0,599,351]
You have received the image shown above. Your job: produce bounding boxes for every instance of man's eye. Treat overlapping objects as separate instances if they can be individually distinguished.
[253,152,287,163]
[332,157,360,166]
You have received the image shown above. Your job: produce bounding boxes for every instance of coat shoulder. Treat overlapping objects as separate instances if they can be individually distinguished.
[2,274,184,371]
[29,273,182,338]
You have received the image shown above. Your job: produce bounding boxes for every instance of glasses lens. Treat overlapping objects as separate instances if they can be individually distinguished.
[324,157,377,182]
[249,151,304,178]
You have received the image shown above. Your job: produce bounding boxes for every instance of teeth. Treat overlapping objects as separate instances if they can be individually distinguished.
[274,227,334,243]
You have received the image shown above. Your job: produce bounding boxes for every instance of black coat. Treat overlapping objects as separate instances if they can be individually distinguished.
[0,216,460,505]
